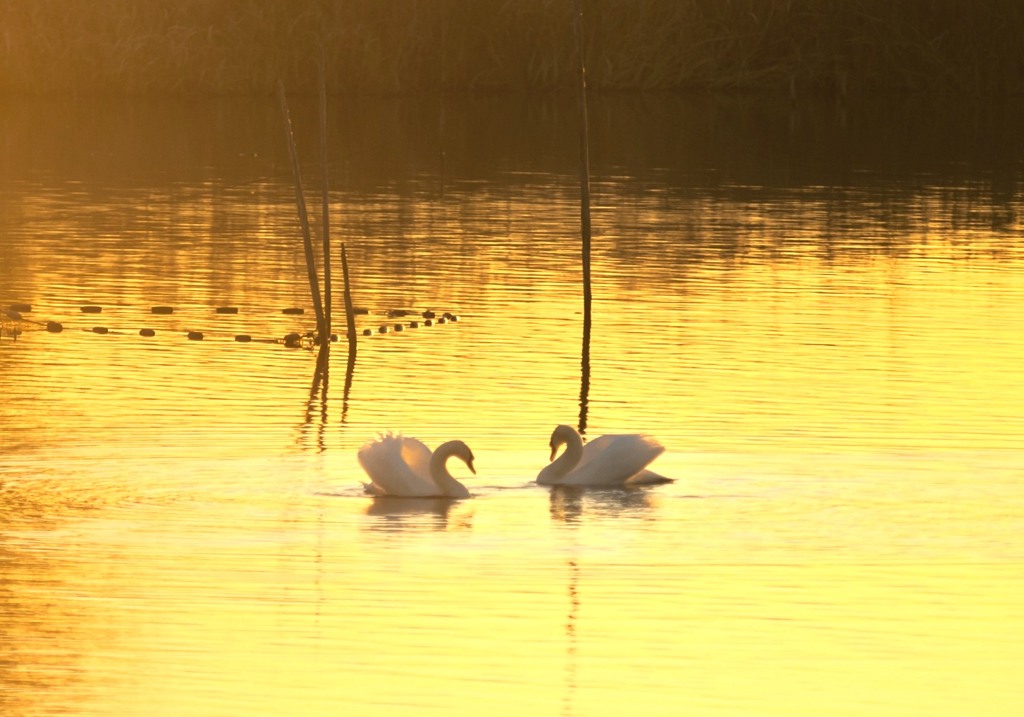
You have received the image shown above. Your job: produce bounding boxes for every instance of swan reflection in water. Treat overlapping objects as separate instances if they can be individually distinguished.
[548,484,660,524]
[363,496,473,532]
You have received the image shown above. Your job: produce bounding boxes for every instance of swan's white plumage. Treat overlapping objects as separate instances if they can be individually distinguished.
[537,425,671,486]
[358,434,436,497]
[357,433,474,498]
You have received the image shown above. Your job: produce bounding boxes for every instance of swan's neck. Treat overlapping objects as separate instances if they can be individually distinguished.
[539,429,584,484]
[429,442,470,498]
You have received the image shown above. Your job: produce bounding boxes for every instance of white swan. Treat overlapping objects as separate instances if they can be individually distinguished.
[357,433,474,498]
[536,424,672,486]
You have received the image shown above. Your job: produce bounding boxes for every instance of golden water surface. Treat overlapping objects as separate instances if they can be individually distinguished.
[2,96,1023,716]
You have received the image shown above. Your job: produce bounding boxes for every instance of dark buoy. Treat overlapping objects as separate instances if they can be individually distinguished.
[10,303,31,313]
[388,309,411,318]
[283,332,302,347]
[187,331,203,340]
[151,306,174,315]
[216,306,239,314]
[46,321,63,333]
[443,312,455,320]
[91,326,109,334]
[409,321,419,328]
[437,317,447,324]
[235,334,252,343]
[422,310,436,319]
[450,315,460,322]
[81,305,102,314]
[362,328,372,336]
[394,324,404,332]
[330,334,339,342]
[424,319,433,326]
[378,326,388,334]
[282,307,304,315]
[139,328,156,337]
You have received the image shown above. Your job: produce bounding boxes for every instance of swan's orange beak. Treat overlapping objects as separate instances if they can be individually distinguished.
[467,458,476,475]
[549,443,557,462]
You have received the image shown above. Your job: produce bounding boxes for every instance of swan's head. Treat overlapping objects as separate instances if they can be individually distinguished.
[435,440,476,474]
[548,424,578,461]
[457,443,477,474]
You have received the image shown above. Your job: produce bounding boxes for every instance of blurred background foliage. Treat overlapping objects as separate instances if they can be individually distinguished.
[2,0,1022,96]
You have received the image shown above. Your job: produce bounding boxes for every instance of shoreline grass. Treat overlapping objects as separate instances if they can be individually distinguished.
[2,1,1023,96]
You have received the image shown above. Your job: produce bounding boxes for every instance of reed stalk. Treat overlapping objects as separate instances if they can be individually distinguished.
[341,329,357,424]
[339,242,358,424]
[277,80,326,337]
[319,54,332,338]
[340,243,358,347]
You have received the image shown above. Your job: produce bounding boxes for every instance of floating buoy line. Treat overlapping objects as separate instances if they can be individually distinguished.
[0,303,461,347]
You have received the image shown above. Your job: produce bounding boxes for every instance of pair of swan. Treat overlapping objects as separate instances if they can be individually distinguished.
[358,424,671,498]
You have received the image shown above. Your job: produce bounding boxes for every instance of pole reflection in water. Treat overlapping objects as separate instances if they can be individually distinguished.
[341,339,357,425]
[301,342,331,452]
[578,303,591,437]
[299,335,359,450]
[563,558,580,717]
[550,486,584,717]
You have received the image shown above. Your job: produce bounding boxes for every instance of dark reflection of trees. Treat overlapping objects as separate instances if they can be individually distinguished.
[4,95,1023,288]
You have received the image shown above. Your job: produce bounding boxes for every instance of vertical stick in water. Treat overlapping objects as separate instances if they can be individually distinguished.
[341,333,357,425]
[340,243,358,345]
[277,80,326,337]
[340,243,358,424]
[319,53,332,338]
[572,0,593,435]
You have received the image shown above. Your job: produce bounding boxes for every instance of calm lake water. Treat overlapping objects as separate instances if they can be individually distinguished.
[2,93,1023,716]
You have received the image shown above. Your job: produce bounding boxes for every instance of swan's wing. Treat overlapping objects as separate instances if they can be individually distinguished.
[564,434,665,486]
[357,434,439,497]
[362,481,386,496]
[536,461,562,485]
[624,468,675,485]
[574,435,620,470]
[399,437,434,482]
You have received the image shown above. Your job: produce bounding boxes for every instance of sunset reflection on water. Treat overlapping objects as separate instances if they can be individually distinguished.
[2,95,1023,716]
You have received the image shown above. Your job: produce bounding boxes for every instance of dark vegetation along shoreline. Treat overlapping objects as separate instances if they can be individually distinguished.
[2,1,1023,97]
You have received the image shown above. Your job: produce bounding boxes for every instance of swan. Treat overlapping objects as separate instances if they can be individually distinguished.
[357,433,475,498]
[536,424,673,486]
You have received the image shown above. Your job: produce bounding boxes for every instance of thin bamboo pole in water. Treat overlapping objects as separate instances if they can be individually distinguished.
[340,243,358,345]
[340,243,358,424]
[572,0,593,435]
[319,55,332,338]
[277,80,326,337]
